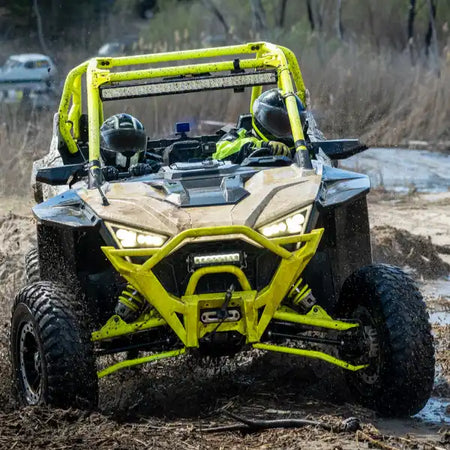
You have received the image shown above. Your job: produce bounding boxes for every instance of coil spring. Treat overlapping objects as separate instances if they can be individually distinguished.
[287,278,316,311]
[115,284,146,321]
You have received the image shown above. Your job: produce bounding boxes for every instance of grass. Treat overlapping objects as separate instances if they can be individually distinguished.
[0,106,52,196]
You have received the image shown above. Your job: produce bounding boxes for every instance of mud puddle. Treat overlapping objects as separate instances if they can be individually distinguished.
[429,310,450,325]
[342,147,450,192]
[414,397,450,424]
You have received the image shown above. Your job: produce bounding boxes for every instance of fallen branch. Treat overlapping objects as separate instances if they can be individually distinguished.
[201,411,360,433]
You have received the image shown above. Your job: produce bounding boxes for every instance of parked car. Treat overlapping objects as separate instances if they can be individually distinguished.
[0,53,58,108]
[0,53,57,84]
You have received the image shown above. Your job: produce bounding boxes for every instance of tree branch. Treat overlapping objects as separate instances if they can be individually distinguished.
[201,0,237,42]
[201,411,361,433]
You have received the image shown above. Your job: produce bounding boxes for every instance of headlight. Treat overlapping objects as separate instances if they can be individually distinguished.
[107,223,168,248]
[259,206,311,238]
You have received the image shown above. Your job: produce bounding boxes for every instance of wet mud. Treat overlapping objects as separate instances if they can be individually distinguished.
[0,193,449,448]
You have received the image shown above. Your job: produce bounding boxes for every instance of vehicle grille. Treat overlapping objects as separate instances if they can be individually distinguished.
[152,239,281,296]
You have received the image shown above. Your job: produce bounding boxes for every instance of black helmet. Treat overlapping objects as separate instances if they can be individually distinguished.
[252,89,305,145]
[100,113,147,170]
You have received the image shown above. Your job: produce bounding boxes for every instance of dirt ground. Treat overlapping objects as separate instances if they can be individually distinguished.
[0,191,448,449]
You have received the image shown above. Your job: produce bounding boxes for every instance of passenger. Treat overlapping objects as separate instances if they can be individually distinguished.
[213,89,305,163]
[100,113,158,180]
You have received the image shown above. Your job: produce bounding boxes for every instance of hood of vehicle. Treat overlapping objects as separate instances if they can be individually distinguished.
[78,165,321,236]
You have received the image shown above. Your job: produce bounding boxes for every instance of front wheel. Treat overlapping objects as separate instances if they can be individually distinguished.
[338,264,434,416]
[10,281,98,409]
[24,247,40,284]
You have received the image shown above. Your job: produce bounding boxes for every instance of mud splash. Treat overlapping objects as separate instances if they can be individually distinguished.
[371,225,450,278]
[0,213,35,287]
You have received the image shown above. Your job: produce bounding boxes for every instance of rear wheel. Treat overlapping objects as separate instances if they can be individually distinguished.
[10,281,98,409]
[338,264,434,416]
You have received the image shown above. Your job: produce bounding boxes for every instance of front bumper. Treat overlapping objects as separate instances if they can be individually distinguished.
[97,225,324,347]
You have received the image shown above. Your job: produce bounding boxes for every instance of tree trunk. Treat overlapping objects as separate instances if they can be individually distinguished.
[306,0,315,31]
[201,0,235,41]
[32,0,51,56]
[407,0,416,64]
[335,0,343,40]
[278,0,288,28]
[425,0,440,76]
[306,0,323,32]
[250,0,267,32]
[425,0,436,55]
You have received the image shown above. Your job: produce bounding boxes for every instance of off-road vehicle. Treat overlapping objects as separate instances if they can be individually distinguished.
[11,42,434,416]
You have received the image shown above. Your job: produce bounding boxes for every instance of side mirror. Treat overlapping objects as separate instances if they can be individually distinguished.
[36,163,87,186]
[309,139,368,160]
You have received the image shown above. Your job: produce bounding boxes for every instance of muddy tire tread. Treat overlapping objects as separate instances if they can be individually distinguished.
[24,248,40,284]
[339,264,435,416]
[11,281,98,409]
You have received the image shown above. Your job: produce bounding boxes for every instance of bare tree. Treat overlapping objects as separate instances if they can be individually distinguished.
[305,0,323,32]
[306,0,315,31]
[407,0,416,64]
[32,0,51,56]
[201,0,236,42]
[425,0,437,54]
[335,0,343,40]
[250,0,266,32]
[425,0,440,75]
[278,0,288,28]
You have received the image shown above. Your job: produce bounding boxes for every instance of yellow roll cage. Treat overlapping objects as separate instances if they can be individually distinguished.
[58,42,309,166]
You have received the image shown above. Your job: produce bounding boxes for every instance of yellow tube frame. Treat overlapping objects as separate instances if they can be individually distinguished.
[97,226,357,343]
[97,348,185,379]
[57,42,308,160]
[253,344,367,371]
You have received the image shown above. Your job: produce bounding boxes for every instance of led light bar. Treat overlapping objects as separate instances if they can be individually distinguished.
[100,71,277,101]
[191,252,242,268]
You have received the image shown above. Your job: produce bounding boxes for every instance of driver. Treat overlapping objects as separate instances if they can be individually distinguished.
[213,89,305,163]
[100,113,158,180]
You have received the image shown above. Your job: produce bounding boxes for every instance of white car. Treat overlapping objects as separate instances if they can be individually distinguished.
[0,53,58,106]
[0,53,57,83]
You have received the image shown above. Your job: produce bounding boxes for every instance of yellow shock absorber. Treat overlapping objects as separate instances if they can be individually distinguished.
[115,284,146,322]
[287,278,316,312]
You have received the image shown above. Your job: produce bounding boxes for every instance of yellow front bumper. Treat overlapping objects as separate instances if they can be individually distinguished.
[92,225,368,377]
[95,225,344,345]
